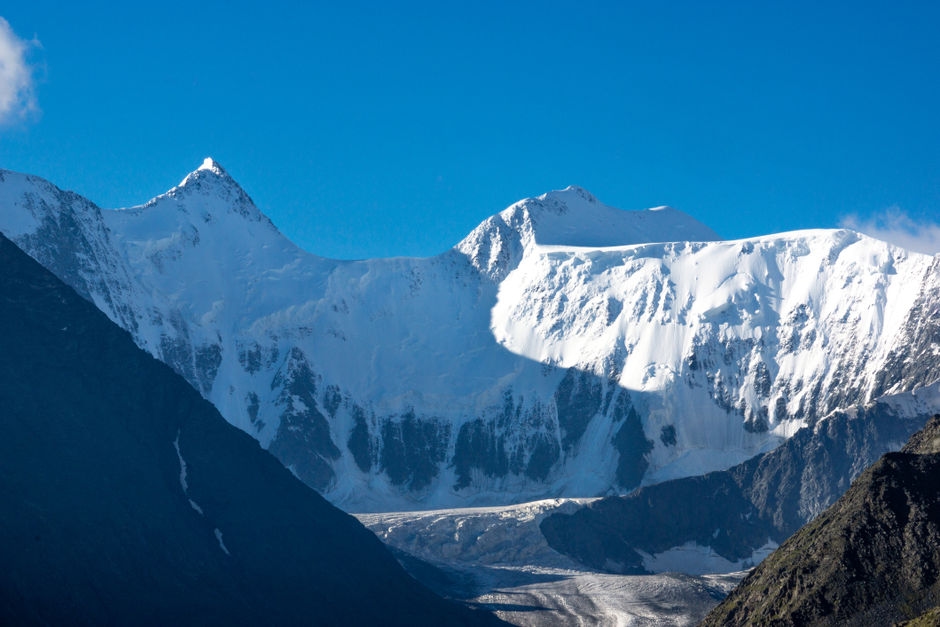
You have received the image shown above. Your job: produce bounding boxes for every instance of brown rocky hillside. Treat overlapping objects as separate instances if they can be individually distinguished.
[701,415,940,626]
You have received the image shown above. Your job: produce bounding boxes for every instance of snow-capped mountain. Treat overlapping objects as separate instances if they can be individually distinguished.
[1,160,937,511]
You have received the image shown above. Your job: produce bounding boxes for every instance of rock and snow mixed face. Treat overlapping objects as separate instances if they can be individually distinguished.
[0,161,937,512]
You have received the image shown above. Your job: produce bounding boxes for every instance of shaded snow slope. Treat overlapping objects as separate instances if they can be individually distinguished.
[0,161,937,512]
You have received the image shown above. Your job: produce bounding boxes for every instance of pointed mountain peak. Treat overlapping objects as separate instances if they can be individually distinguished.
[170,157,254,209]
[127,159,277,231]
[177,157,235,189]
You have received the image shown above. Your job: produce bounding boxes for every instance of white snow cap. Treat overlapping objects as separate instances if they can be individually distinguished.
[197,157,226,175]
[524,187,721,247]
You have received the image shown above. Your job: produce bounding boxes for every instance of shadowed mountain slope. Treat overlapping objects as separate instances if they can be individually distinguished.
[0,234,500,625]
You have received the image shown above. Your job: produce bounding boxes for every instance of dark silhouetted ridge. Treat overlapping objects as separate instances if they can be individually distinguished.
[0,234,501,626]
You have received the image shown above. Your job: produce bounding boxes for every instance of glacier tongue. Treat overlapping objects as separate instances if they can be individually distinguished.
[0,162,938,512]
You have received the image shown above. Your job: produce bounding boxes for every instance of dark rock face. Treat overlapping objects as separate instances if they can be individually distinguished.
[453,419,510,490]
[701,415,940,627]
[448,381,647,490]
[555,369,604,451]
[0,235,501,626]
[612,402,653,490]
[541,404,928,574]
[523,429,562,481]
[348,404,376,473]
[380,411,451,491]
[660,424,677,446]
[268,347,341,490]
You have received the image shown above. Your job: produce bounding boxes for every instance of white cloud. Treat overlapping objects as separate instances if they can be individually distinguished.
[840,208,940,255]
[0,17,38,125]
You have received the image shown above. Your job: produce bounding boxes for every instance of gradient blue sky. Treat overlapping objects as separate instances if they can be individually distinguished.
[2,2,939,258]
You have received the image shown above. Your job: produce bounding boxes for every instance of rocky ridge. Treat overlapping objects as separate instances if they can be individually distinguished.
[539,392,936,575]
[700,415,940,626]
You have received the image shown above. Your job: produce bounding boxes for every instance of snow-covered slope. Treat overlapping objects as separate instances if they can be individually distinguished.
[1,160,937,512]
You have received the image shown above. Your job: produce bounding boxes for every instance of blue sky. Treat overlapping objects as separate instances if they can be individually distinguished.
[1,2,939,258]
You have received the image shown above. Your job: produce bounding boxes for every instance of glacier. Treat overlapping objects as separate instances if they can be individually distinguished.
[355,499,743,625]
[0,160,937,513]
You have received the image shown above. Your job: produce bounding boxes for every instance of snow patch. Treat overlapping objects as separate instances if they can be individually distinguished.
[879,380,940,417]
[639,540,778,576]
[173,430,206,516]
[214,528,231,555]
[173,430,189,492]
